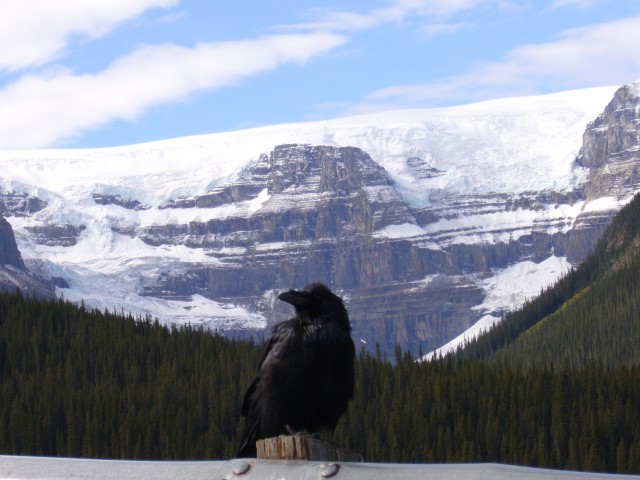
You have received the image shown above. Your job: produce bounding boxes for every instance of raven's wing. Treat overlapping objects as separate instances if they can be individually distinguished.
[237,320,298,457]
[241,320,296,413]
[259,320,298,365]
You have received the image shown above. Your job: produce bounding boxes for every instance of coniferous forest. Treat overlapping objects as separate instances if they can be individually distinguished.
[0,289,639,473]
[1,193,640,474]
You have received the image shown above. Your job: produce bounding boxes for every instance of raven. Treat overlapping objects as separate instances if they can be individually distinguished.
[237,282,355,457]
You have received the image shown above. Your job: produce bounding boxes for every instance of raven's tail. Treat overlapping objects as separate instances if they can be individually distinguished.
[237,379,260,457]
[237,413,259,458]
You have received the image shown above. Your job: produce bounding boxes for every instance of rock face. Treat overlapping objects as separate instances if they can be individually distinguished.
[580,83,640,201]
[1,84,639,356]
[139,145,485,352]
[130,127,636,354]
[93,194,151,211]
[25,224,87,247]
[0,191,45,217]
[0,216,26,270]
[0,216,53,297]
[560,84,640,265]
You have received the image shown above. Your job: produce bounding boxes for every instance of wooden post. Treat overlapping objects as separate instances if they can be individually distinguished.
[256,435,363,462]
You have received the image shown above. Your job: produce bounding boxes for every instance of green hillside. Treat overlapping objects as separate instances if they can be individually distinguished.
[457,192,640,368]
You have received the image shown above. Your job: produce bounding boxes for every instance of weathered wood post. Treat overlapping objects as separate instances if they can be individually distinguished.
[256,435,363,462]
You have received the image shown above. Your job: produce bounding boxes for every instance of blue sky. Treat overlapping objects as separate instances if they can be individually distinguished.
[1,0,639,149]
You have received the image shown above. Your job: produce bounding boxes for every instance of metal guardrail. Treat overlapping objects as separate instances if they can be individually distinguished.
[2,455,639,480]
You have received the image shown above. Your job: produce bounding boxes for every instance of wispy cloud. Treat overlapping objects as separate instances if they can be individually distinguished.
[420,22,470,38]
[0,0,178,72]
[549,0,599,9]
[365,16,640,107]
[282,0,509,33]
[0,32,346,148]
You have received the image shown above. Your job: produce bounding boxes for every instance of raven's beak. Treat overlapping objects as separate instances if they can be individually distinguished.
[278,289,311,307]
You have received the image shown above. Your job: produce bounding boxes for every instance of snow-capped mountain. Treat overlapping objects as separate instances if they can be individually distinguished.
[2,83,639,356]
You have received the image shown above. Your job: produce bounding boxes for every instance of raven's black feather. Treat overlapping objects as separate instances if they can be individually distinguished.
[237,282,355,457]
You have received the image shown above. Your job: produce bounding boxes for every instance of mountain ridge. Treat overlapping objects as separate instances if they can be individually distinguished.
[2,83,639,356]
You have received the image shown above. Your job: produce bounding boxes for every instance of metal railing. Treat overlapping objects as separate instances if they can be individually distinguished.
[1,455,639,480]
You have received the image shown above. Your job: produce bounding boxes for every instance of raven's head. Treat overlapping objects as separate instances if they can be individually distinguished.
[278,282,350,331]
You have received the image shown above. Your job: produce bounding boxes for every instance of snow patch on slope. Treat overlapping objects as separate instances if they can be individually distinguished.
[476,256,572,314]
[584,195,634,213]
[423,256,572,360]
[374,223,427,239]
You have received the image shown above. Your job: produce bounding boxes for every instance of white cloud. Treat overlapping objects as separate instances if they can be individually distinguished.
[549,0,598,9]
[0,32,346,148]
[420,22,469,38]
[367,16,640,106]
[0,0,178,72]
[284,0,508,33]
[386,0,515,17]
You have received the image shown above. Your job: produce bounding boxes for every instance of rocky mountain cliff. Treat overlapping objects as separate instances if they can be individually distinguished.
[0,216,53,297]
[580,83,640,201]
[0,216,25,270]
[139,144,484,351]
[1,83,639,356]
[556,83,640,263]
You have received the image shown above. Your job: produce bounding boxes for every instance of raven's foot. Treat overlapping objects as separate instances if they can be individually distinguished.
[284,426,322,440]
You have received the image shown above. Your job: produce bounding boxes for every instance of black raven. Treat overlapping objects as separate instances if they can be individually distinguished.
[237,282,355,457]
